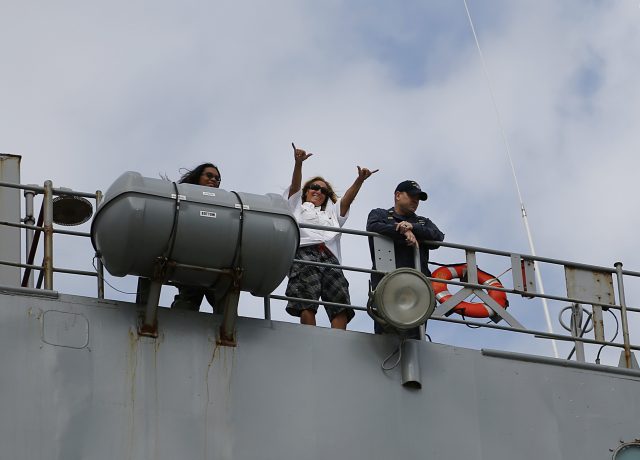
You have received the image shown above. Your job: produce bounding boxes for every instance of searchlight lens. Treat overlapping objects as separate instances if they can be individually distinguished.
[374,268,436,330]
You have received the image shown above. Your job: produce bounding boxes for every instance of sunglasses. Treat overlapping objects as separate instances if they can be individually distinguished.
[202,172,221,182]
[308,183,329,195]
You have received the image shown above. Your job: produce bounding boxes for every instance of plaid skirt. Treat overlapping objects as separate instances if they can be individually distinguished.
[285,244,354,323]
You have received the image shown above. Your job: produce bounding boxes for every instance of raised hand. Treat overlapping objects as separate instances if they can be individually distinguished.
[339,166,379,217]
[292,143,313,164]
[356,166,379,182]
[289,142,312,197]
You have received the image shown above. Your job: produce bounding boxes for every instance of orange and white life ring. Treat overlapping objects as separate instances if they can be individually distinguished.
[431,264,508,318]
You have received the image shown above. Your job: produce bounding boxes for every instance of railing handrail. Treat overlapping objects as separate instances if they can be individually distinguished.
[300,222,635,276]
[0,180,98,199]
[0,179,103,293]
[293,221,639,367]
[288,256,640,313]
[1,179,638,368]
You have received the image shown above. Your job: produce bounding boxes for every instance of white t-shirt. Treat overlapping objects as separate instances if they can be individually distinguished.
[285,187,349,263]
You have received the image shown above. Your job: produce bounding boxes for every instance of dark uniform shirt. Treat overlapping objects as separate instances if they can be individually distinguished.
[367,207,444,284]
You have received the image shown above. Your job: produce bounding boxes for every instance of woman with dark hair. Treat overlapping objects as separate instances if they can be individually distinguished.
[285,144,378,329]
[178,163,221,187]
[170,162,222,311]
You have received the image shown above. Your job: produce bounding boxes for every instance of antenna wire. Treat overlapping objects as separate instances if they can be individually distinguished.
[462,0,559,358]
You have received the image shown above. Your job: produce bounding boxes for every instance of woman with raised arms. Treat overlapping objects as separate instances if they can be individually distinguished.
[284,144,378,329]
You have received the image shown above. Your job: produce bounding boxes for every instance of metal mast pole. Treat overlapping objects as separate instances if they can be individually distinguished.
[462,0,559,358]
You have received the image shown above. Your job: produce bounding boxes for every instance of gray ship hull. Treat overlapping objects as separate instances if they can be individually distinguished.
[1,286,637,460]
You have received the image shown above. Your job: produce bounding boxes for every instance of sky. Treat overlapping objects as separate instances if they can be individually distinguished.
[2,0,640,366]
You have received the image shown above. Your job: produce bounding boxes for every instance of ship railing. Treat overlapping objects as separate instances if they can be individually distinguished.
[1,179,638,368]
[266,223,640,369]
[0,180,105,297]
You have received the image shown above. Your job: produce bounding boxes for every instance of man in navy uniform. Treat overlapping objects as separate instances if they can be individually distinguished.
[366,180,444,338]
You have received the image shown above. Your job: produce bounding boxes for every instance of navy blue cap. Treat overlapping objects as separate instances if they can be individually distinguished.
[395,180,428,201]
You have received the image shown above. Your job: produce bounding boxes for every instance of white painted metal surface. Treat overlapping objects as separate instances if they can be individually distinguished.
[0,154,21,287]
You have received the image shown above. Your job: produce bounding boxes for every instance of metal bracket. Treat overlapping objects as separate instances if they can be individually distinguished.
[139,280,161,337]
[138,258,174,338]
[473,290,524,328]
[565,266,615,344]
[432,286,523,328]
[618,350,639,370]
[432,250,523,328]
[217,268,243,347]
[371,235,397,273]
[511,253,536,297]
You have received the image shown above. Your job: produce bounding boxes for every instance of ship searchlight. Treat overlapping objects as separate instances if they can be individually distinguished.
[370,268,436,330]
[91,171,299,342]
[52,188,94,226]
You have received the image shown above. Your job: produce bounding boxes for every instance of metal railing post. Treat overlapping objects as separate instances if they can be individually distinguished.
[465,250,478,284]
[95,190,104,299]
[42,180,54,290]
[614,262,633,368]
[264,296,271,320]
[23,188,36,288]
[413,244,427,340]
[570,303,586,362]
